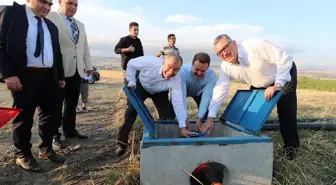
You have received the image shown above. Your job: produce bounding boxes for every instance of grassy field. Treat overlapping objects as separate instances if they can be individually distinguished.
[103,71,336,185]
[0,70,335,185]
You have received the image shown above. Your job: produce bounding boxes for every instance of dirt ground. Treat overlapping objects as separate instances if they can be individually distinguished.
[0,70,335,185]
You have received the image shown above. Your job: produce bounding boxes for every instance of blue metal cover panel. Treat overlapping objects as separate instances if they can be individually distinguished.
[123,87,155,132]
[221,90,283,134]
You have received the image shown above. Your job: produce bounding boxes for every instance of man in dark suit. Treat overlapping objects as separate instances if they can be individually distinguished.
[0,1,66,172]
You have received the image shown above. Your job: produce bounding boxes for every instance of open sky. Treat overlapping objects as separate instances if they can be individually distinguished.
[2,0,336,70]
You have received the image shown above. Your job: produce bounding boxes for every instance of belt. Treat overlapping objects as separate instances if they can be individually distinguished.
[27,67,52,72]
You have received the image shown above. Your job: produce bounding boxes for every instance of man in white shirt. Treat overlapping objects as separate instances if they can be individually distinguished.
[116,54,197,156]
[201,34,299,160]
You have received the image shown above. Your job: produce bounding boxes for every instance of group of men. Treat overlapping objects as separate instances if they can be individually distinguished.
[0,0,300,174]
[114,25,300,161]
[0,0,93,172]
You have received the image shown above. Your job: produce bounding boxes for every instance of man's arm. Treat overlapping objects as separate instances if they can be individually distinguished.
[258,39,293,87]
[82,27,93,71]
[0,6,15,81]
[170,76,188,128]
[207,68,232,118]
[54,27,65,81]
[114,37,132,54]
[156,47,164,57]
[198,71,217,119]
[126,56,159,86]
[139,39,144,56]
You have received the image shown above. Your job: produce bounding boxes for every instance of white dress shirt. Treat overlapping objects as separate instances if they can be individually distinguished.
[208,38,294,118]
[126,56,187,128]
[25,5,53,68]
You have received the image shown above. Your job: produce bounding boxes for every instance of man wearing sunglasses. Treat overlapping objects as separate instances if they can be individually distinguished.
[201,34,299,160]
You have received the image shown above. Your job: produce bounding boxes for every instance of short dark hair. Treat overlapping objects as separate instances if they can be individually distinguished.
[129,22,139,29]
[192,52,211,65]
[167,34,175,40]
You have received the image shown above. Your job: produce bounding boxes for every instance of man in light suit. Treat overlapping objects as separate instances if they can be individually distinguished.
[48,0,94,150]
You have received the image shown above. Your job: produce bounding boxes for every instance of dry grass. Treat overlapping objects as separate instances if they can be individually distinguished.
[0,70,335,185]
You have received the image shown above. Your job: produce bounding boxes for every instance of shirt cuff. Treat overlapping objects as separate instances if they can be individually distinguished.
[207,111,217,118]
[128,80,136,87]
[275,79,286,87]
[178,120,186,128]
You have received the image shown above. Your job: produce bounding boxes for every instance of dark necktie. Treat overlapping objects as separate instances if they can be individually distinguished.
[34,16,44,66]
[68,17,79,43]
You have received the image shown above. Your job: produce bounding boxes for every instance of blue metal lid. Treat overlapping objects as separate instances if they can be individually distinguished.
[123,87,155,132]
[221,90,283,134]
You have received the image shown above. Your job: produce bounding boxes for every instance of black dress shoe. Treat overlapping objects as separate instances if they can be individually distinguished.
[64,130,88,139]
[282,146,299,160]
[38,150,66,164]
[116,140,128,157]
[53,138,66,151]
[16,156,42,172]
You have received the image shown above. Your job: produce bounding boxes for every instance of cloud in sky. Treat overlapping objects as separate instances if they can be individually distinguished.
[3,0,330,70]
[166,14,202,24]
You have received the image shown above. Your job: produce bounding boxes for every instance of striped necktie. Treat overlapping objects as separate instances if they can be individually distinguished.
[68,17,79,43]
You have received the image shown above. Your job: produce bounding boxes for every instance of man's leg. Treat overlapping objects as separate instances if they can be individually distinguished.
[151,91,176,120]
[192,94,209,120]
[36,72,66,163]
[80,79,89,112]
[277,62,300,159]
[62,70,86,139]
[116,80,149,156]
[53,84,65,150]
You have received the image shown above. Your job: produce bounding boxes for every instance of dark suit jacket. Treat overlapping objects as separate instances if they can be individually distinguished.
[0,2,64,85]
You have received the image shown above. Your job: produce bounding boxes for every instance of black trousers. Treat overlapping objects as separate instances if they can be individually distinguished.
[250,62,300,149]
[191,93,209,120]
[55,71,82,138]
[11,70,58,158]
[117,80,175,144]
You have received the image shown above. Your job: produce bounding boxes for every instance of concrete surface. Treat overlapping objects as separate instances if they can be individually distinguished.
[141,123,273,185]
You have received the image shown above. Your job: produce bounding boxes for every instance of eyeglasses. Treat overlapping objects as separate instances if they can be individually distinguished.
[216,40,232,56]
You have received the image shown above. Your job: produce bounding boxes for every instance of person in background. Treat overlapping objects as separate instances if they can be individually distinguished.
[48,0,94,151]
[116,54,198,156]
[114,22,144,86]
[156,34,179,58]
[79,77,89,113]
[0,0,66,172]
[179,52,217,131]
[202,34,300,160]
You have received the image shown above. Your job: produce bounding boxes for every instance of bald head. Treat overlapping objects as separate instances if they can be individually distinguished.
[59,0,78,18]
[162,54,183,79]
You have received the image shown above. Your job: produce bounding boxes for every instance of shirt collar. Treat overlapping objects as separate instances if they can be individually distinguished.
[236,44,249,67]
[25,4,37,19]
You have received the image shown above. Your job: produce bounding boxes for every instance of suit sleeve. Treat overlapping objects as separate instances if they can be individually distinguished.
[82,25,93,71]
[114,37,125,54]
[54,28,65,81]
[0,6,15,81]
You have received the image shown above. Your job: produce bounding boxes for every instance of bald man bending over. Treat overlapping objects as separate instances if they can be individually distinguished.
[116,54,197,156]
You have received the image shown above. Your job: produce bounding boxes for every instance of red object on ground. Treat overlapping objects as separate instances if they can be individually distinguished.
[0,107,21,128]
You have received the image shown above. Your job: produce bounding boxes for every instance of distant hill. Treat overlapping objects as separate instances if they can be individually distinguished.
[92,56,336,79]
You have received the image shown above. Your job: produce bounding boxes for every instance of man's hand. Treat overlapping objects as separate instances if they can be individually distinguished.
[4,76,23,91]
[185,119,190,130]
[59,81,66,88]
[200,118,214,134]
[128,45,135,52]
[180,127,198,138]
[264,85,277,101]
[85,70,95,75]
[195,118,202,131]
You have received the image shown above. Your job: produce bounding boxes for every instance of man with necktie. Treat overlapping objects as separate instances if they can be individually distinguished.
[0,0,66,172]
[48,0,94,150]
